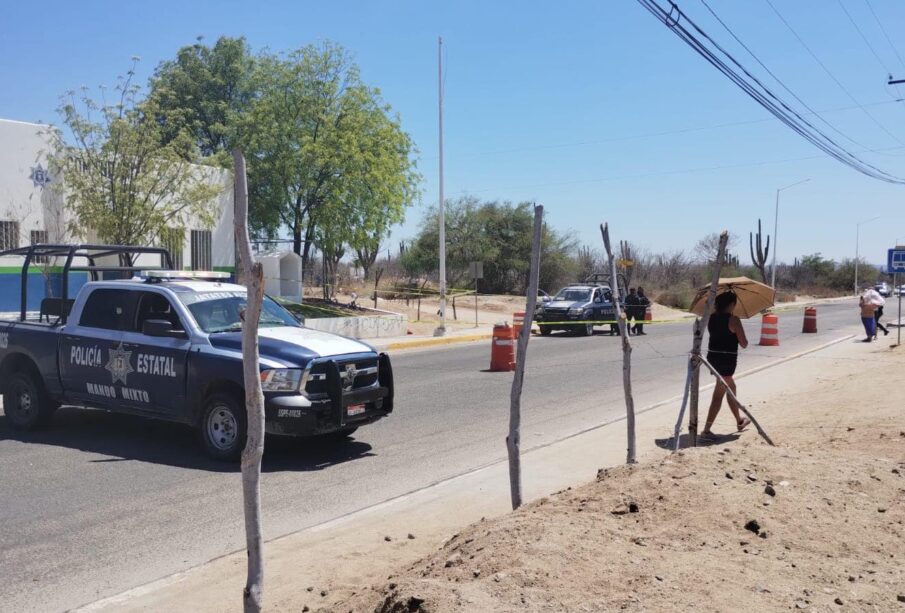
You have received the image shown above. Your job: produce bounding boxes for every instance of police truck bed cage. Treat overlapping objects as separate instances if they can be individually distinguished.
[0,244,174,323]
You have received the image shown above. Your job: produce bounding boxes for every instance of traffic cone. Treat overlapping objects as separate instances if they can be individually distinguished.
[758,313,779,346]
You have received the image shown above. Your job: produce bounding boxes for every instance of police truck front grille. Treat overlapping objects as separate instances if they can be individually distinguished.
[305,358,379,396]
[543,308,568,318]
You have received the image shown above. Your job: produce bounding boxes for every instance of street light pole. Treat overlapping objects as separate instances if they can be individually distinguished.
[854,216,881,295]
[434,36,447,337]
[770,178,810,289]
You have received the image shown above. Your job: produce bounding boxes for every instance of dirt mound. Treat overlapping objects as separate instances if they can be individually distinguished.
[344,437,905,612]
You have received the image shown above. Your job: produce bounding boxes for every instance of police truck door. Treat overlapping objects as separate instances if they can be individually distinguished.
[120,290,190,415]
[59,288,133,406]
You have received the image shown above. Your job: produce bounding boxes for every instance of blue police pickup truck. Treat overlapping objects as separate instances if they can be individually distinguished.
[534,276,623,336]
[0,244,393,460]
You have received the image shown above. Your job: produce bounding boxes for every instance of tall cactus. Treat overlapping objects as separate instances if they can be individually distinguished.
[749,219,771,283]
[619,240,634,288]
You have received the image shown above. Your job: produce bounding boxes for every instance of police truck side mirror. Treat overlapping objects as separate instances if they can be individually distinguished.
[142,319,185,338]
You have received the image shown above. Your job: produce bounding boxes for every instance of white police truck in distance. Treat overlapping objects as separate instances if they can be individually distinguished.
[0,245,393,461]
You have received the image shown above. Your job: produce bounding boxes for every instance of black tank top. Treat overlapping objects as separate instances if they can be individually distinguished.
[708,312,738,354]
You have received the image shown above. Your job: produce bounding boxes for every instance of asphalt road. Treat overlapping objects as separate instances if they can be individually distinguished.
[0,301,862,612]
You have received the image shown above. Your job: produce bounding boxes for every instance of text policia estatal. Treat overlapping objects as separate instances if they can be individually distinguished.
[70,345,177,377]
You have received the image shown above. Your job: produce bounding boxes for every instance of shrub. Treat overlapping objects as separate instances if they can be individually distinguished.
[655,289,695,310]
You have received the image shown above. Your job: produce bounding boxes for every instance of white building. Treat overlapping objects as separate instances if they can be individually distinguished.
[0,118,235,311]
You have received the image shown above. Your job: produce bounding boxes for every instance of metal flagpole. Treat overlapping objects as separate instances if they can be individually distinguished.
[434,36,447,337]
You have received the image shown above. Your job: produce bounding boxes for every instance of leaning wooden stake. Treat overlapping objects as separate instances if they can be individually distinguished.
[688,230,728,447]
[233,149,266,613]
[601,222,636,464]
[697,355,775,446]
[507,204,544,510]
[672,360,694,451]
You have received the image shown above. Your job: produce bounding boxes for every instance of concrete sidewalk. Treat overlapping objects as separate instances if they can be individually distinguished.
[78,331,861,613]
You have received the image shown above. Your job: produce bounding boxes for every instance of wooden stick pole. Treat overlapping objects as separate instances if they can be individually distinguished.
[232,149,265,613]
[601,222,636,464]
[672,360,694,452]
[696,355,776,446]
[688,230,729,447]
[507,204,543,510]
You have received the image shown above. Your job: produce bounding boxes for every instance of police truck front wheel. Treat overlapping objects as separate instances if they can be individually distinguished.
[3,372,55,430]
[199,393,247,461]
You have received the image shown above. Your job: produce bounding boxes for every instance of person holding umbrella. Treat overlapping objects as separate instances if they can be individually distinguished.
[700,291,751,439]
[690,278,773,439]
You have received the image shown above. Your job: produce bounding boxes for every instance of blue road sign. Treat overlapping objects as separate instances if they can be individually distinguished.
[889,248,905,274]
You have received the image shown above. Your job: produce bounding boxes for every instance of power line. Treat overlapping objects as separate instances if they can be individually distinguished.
[635,0,905,183]
[836,0,893,76]
[457,144,905,196]
[699,0,878,151]
[421,98,903,162]
[863,0,905,71]
[764,0,905,147]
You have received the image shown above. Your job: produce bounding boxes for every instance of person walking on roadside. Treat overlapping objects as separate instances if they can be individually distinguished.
[633,287,651,335]
[859,290,879,342]
[701,291,750,440]
[624,287,640,335]
[864,287,890,339]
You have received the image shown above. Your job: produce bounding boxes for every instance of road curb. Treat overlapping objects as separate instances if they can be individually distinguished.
[383,332,492,351]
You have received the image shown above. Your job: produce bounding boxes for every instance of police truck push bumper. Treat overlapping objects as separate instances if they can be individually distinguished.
[264,353,394,436]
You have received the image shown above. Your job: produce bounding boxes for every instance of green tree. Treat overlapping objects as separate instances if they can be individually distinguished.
[50,61,220,255]
[798,253,836,286]
[238,42,419,267]
[403,197,577,293]
[148,36,254,161]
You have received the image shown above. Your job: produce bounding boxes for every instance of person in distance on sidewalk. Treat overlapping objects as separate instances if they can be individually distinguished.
[701,291,750,440]
[859,292,878,342]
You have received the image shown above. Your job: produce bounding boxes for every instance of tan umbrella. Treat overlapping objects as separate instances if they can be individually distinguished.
[689,276,776,319]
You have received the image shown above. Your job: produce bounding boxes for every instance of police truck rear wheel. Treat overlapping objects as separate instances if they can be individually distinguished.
[582,323,594,336]
[3,372,54,430]
[199,394,247,461]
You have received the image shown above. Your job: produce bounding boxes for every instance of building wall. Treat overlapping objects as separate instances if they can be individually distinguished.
[0,118,235,313]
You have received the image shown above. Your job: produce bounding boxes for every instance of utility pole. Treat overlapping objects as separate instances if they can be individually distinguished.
[434,36,447,337]
[434,37,448,336]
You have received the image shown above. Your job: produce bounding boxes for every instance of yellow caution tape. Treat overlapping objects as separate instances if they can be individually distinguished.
[534,318,689,326]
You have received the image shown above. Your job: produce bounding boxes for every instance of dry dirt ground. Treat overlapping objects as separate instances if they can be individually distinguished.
[336,347,905,612]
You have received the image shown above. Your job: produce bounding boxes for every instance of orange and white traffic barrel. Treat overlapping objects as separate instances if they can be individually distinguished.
[758,313,779,346]
[644,305,652,321]
[512,312,525,339]
[490,324,516,372]
[802,307,817,333]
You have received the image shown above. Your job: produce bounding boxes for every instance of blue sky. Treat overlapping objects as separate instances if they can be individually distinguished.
[3,0,905,265]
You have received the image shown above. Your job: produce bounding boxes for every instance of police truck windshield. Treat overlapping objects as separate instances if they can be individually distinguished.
[554,289,591,302]
[179,292,301,333]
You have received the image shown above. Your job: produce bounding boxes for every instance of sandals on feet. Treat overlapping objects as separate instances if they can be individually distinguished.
[737,417,751,432]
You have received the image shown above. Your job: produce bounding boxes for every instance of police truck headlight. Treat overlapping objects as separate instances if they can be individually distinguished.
[568,307,585,315]
[260,369,304,392]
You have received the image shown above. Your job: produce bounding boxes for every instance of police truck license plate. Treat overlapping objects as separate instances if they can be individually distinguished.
[347,403,366,416]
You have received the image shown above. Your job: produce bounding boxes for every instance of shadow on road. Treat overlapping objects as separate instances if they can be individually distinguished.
[654,432,741,450]
[0,406,374,473]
